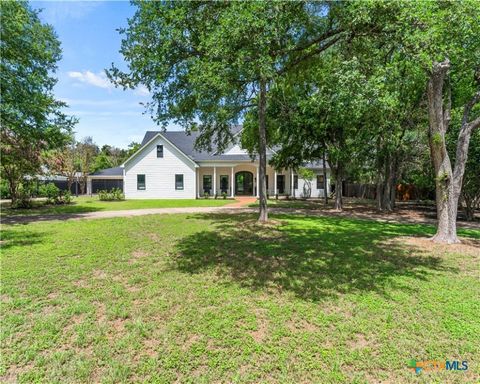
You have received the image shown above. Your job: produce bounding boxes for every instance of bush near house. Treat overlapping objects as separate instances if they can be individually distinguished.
[39,183,72,205]
[98,188,125,201]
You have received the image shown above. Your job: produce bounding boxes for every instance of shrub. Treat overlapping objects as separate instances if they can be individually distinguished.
[222,192,227,199]
[98,188,125,201]
[0,180,10,199]
[60,191,72,204]
[204,191,209,199]
[39,183,60,204]
[11,190,33,209]
[10,182,38,209]
[39,183,73,205]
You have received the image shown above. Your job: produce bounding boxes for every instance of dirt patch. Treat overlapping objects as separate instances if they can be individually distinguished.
[95,302,107,323]
[47,292,58,300]
[126,283,141,293]
[93,270,107,279]
[0,362,35,384]
[249,309,269,343]
[147,233,160,242]
[132,250,150,259]
[73,278,88,288]
[346,333,370,350]
[1,294,12,304]
[182,334,200,351]
[143,338,159,357]
[399,236,480,257]
[41,305,58,316]
[110,318,126,334]
[129,250,151,265]
[63,313,87,336]
[287,318,319,333]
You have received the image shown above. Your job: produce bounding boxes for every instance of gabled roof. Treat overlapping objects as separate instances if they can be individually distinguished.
[138,125,248,161]
[128,126,330,168]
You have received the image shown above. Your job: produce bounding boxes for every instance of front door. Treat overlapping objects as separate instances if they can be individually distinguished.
[235,171,254,195]
[277,175,285,194]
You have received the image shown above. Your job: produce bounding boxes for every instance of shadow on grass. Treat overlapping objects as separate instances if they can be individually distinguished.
[0,227,49,250]
[172,213,451,301]
[0,201,106,224]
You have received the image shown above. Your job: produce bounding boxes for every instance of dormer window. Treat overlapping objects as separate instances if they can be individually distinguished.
[157,145,163,158]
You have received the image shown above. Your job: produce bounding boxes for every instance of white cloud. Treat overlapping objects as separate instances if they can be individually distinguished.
[37,1,102,25]
[134,85,150,96]
[68,70,113,89]
[60,98,122,107]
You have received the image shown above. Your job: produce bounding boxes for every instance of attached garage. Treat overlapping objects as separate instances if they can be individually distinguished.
[87,167,124,194]
[91,179,123,193]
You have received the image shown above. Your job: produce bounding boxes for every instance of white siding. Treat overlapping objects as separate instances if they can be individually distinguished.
[294,170,331,198]
[124,135,197,199]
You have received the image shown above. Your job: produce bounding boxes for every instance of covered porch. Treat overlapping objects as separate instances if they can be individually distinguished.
[195,162,295,198]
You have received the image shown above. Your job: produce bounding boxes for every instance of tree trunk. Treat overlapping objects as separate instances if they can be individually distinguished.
[8,178,18,204]
[427,61,480,243]
[334,162,343,211]
[381,152,398,212]
[79,175,86,195]
[258,79,268,222]
[389,154,398,210]
[427,60,459,244]
[462,193,475,221]
[67,177,73,194]
[382,153,393,211]
[389,173,397,210]
[375,136,383,211]
[322,149,328,206]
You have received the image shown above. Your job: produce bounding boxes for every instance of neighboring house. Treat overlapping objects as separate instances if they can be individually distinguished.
[87,127,330,199]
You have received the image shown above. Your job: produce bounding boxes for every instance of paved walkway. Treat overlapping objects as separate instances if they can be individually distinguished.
[0,198,257,225]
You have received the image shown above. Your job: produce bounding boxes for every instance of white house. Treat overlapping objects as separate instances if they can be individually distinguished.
[87,127,330,199]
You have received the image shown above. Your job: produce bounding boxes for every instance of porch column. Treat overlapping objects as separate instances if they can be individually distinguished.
[230,166,234,198]
[290,169,294,196]
[256,165,259,198]
[213,166,217,197]
[274,170,277,196]
[194,168,197,198]
[195,168,198,198]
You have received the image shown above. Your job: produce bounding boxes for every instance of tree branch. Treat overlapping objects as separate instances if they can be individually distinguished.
[443,77,451,128]
[461,91,480,128]
[277,34,344,75]
[467,115,480,131]
[453,91,480,191]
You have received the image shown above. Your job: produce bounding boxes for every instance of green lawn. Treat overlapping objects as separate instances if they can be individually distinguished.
[0,196,234,217]
[1,213,479,383]
[249,198,325,209]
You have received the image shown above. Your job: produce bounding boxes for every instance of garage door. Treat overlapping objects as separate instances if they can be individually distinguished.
[92,179,124,193]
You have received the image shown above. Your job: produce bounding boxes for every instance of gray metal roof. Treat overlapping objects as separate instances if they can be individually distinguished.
[137,126,329,168]
[140,125,249,162]
[90,166,123,176]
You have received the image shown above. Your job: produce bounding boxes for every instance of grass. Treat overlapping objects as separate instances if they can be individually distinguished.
[1,213,479,383]
[249,198,325,209]
[0,196,234,217]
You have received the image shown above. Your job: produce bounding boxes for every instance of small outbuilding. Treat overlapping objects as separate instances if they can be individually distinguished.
[87,167,124,194]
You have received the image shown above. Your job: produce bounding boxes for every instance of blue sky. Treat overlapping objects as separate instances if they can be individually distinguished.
[33,1,175,148]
